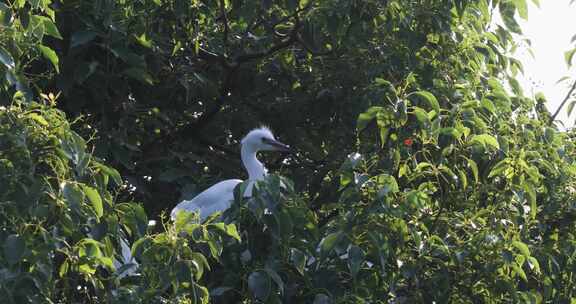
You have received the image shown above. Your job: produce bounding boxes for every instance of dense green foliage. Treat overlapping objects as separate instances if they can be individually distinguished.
[2,0,576,303]
[0,102,241,302]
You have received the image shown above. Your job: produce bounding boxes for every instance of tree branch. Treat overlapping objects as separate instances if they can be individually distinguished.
[297,33,334,56]
[235,31,298,64]
[143,3,312,154]
[551,78,576,123]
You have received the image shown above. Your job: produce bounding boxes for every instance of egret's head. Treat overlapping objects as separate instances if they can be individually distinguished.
[241,127,290,152]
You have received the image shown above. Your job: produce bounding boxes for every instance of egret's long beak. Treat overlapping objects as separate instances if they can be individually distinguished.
[263,138,291,152]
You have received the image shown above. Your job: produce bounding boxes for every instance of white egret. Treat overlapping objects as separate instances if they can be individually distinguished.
[170,127,290,221]
[113,236,139,279]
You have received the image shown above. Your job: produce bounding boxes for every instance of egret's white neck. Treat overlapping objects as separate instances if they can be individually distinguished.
[241,144,267,180]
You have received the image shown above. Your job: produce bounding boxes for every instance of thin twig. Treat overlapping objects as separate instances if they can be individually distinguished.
[551,78,576,123]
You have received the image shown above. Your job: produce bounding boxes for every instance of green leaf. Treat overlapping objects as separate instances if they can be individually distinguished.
[319,231,344,258]
[513,0,528,19]
[27,113,48,126]
[347,245,365,279]
[512,240,531,257]
[439,127,461,139]
[556,76,571,84]
[290,248,307,275]
[357,106,383,131]
[95,163,122,186]
[190,252,210,280]
[70,31,97,48]
[31,15,62,39]
[488,159,509,178]
[374,77,392,87]
[135,33,152,48]
[409,91,440,113]
[512,262,528,282]
[527,256,540,273]
[248,271,271,301]
[82,185,103,218]
[14,0,25,8]
[38,45,59,73]
[411,106,430,127]
[467,158,479,184]
[0,47,15,70]
[457,168,468,190]
[62,182,84,211]
[499,2,522,33]
[376,174,399,197]
[565,48,576,67]
[79,238,103,259]
[4,234,26,265]
[523,183,537,219]
[469,134,500,150]
[210,222,241,241]
[566,100,576,116]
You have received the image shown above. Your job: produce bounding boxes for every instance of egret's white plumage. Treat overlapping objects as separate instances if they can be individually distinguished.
[113,237,139,279]
[171,127,290,221]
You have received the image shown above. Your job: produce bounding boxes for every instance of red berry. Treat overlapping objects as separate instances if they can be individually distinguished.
[404,138,413,146]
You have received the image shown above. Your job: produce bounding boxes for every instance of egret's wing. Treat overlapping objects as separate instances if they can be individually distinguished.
[113,236,139,279]
[120,237,134,264]
[171,179,243,221]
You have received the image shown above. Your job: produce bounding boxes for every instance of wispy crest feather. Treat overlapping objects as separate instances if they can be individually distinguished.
[242,126,274,144]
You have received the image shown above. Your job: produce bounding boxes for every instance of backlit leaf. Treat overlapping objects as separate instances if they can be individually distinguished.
[565,48,576,67]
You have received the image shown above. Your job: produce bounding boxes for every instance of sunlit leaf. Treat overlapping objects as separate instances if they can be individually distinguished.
[469,134,500,150]
[31,15,62,39]
[409,91,440,113]
[81,185,103,218]
[38,45,59,73]
[512,240,531,257]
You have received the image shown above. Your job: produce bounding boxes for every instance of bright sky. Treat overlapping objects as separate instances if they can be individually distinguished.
[508,1,576,128]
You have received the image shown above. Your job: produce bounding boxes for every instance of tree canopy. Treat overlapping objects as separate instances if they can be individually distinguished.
[2,0,576,303]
